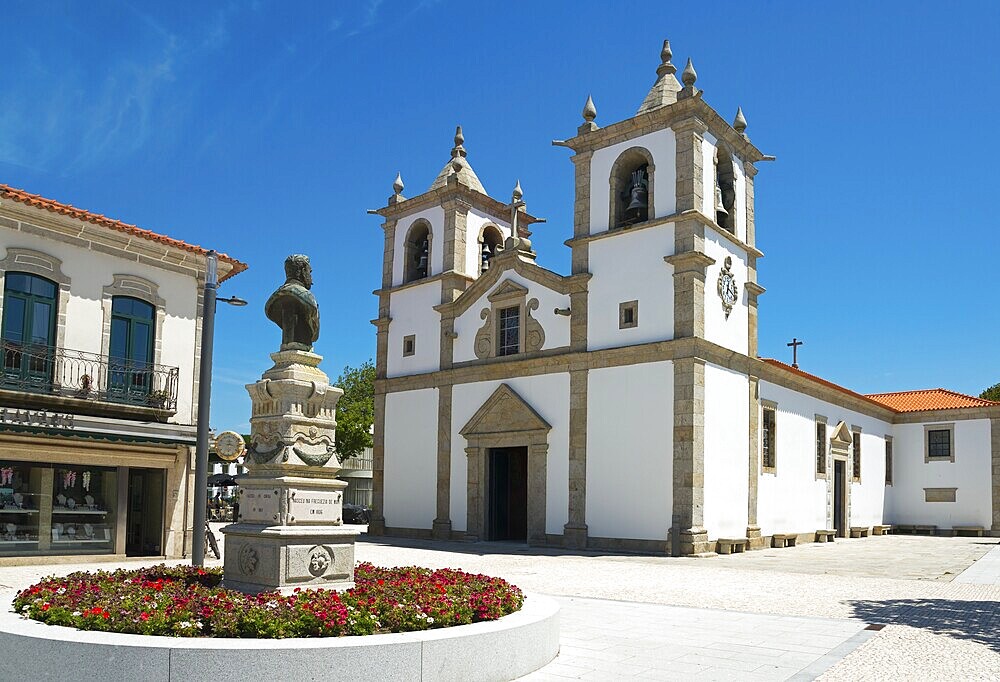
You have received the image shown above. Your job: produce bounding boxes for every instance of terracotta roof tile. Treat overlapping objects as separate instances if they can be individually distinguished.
[865,389,999,413]
[0,183,247,282]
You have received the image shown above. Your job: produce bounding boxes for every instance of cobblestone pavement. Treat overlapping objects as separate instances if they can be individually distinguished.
[1,532,998,680]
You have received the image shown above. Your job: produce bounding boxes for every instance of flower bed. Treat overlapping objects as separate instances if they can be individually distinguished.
[12,562,524,638]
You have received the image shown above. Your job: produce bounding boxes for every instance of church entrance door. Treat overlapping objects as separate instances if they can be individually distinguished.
[833,460,847,537]
[487,447,528,542]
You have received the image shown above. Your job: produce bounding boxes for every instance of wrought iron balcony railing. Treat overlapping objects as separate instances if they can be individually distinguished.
[1,341,179,412]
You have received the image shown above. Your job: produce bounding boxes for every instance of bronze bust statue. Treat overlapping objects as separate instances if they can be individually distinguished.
[265,254,320,351]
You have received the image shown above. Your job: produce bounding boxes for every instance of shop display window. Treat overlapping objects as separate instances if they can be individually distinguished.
[51,465,117,554]
[0,461,119,557]
[0,461,42,553]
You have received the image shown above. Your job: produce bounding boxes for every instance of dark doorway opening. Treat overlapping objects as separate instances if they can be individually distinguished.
[487,447,528,542]
[126,468,165,556]
[834,460,847,538]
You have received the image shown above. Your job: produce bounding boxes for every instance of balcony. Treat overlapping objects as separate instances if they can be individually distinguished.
[0,341,179,419]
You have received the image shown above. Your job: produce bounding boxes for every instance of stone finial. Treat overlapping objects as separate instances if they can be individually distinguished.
[451,125,467,159]
[582,94,597,122]
[656,39,676,76]
[512,179,523,203]
[638,38,682,113]
[682,58,697,87]
[430,125,487,194]
[733,107,748,136]
[392,172,404,195]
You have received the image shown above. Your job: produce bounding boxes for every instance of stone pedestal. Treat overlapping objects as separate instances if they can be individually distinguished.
[222,349,360,594]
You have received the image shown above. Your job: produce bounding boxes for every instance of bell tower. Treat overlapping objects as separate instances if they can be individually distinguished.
[555,38,771,555]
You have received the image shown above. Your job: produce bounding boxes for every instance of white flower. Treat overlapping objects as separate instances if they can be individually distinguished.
[195,621,204,629]
[427,617,434,624]
[179,621,193,629]
[56,588,66,595]
[72,611,81,617]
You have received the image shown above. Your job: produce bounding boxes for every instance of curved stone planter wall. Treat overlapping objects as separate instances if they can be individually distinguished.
[0,593,559,682]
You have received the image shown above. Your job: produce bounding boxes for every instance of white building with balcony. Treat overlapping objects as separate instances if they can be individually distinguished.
[0,183,245,563]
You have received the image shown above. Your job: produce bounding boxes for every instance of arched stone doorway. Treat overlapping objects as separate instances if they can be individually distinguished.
[460,384,550,544]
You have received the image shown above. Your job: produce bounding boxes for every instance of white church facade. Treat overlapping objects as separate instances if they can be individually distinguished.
[369,40,1000,555]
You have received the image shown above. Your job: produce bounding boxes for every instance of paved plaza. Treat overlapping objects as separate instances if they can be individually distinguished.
[1,530,999,680]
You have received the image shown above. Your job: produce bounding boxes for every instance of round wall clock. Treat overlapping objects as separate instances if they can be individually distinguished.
[717,256,739,319]
[215,430,246,462]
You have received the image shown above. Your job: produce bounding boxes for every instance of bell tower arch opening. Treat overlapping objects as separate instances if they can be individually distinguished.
[403,219,432,283]
[714,145,737,234]
[479,223,504,275]
[609,146,656,230]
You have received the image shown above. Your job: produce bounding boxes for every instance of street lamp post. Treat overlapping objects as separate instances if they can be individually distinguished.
[192,250,246,566]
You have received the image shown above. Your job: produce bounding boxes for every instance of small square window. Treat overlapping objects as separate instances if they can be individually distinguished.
[925,424,955,462]
[402,335,415,357]
[619,300,638,329]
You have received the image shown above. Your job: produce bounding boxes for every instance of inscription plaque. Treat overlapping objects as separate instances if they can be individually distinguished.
[287,490,342,524]
[241,489,280,523]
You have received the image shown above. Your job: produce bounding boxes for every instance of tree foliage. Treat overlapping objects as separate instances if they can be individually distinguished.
[980,383,1000,402]
[334,360,375,461]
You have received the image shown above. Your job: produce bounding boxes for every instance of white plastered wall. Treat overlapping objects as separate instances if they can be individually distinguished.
[0,232,200,424]
[464,209,511,279]
[449,373,570,535]
[383,388,439,529]
[451,272,570,364]
[886,419,992,528]
[391,206,445,286]
[587,223,675,350]
[386,282,441,378]
[588,128,677,235]
[586,361,673,540]
[757,381,891,534]
[702,228,749,356]
[703,363,750,538]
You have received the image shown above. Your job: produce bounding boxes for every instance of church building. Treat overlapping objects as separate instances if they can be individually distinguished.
[369,40,1000,555]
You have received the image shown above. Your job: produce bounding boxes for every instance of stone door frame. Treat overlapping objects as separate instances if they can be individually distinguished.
[830,421,853,536]
[460,384,550,545]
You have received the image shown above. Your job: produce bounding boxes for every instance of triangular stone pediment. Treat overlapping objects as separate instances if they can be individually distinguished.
[487,279,529,302]
[460,384,551,437]
[831,421,853,445]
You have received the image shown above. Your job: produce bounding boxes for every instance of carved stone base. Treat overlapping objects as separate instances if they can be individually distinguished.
[245,350,343,469]
[221,524,360,595]
[678,527,715,556]
[431,519,452,540]
[746,525,765,550]
[563,523,589,550]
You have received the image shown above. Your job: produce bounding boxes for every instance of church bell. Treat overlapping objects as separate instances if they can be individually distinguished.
[622,167,649,223]
[416,240,429,278]
[714,184,728,222]
[481,242,491,272]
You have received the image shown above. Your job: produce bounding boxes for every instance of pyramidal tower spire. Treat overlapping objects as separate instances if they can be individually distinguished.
[638,39,682,114]
[430,125,486,194]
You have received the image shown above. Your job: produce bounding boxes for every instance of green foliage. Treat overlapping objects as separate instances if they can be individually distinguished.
[334,360,375,461]
[980,383,1000,402]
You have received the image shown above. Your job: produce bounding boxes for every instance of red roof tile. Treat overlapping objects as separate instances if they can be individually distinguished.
[0,183,247,282]
[865,389,999,413]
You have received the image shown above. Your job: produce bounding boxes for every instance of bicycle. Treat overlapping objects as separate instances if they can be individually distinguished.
[205,522,221,560]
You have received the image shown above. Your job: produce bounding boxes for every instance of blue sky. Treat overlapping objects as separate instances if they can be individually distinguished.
[2,1,998,432]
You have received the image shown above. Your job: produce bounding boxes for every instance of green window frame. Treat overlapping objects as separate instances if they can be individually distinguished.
[108,296,155,403]
[1,272,58,389]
